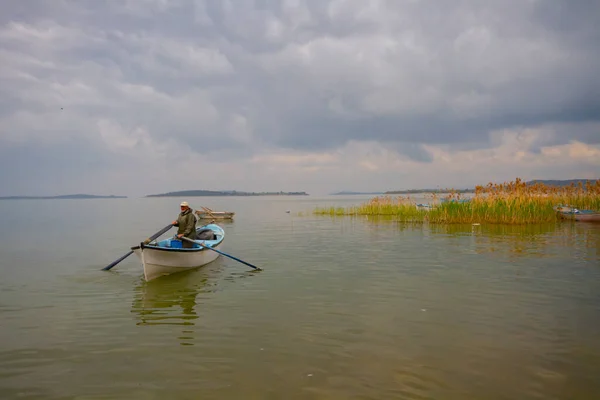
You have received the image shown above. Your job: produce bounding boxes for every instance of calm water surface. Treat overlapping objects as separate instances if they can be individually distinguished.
[0,196,599,399]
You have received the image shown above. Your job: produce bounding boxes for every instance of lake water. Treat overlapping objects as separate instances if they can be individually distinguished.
[0,195,599,399]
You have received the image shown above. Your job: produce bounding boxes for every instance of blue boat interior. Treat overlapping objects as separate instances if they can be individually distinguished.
[562,209,596,214]
[554,204,598,215]
[149,224,224,249]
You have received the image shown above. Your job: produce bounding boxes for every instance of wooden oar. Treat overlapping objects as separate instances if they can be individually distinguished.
[102,223,174,271]
[180,236,262,271]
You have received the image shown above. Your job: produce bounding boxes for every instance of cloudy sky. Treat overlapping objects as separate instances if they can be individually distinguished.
[1,0,599,196]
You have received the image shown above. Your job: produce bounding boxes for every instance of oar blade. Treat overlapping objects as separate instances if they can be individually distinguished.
[180,236,262,271]
[209,246,262,270]
[102,250,134,271]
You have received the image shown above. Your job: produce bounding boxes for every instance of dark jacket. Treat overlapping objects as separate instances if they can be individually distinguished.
[175,208,196,239]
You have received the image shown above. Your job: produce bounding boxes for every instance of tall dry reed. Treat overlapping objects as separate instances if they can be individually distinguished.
[313,178,600,224]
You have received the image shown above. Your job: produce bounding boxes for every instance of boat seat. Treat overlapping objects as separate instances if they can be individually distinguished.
[196,228,217,240]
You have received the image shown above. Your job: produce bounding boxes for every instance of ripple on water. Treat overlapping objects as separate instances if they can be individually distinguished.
[1,208,600,399]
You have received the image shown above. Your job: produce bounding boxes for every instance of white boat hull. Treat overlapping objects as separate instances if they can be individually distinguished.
[133,246,221,281]
[131,224,225,281]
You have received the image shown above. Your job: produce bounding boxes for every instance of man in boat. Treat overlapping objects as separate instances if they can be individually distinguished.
[172,201,197,248]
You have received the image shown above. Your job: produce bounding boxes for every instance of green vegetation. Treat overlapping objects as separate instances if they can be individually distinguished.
[314,178,600,224]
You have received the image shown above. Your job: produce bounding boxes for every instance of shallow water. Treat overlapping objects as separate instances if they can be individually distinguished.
[1,196,599,399]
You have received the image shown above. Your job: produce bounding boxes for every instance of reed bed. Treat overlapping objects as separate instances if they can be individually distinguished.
[314,178,600,224]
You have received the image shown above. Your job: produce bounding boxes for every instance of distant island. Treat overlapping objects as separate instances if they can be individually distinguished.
[146,190,309,197]
[525,179,598,187]
[385,188,474,194]
[0,194,127,200]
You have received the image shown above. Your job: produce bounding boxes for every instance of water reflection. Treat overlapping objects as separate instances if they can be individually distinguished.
[466,223,599,262]
[130,266,223,346]
[385,221,599,262]
[318,215,598,262]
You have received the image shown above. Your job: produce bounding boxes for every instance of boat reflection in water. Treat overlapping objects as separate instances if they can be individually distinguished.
[130,263,224,346]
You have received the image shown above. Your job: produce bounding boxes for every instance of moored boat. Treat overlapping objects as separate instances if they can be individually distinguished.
[553,205,575,213]
[554,205,600,223]
[416,203,434,211]
[131,223,225,281]
[195,210,235,220]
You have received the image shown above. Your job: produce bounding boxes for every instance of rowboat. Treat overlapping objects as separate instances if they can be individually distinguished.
[195,210,235,220]
[553,205,575,213]
[416,203,434,211]
[131,223,225,281]
[554,205,600,223]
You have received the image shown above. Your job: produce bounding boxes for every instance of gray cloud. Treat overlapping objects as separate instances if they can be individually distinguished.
[0,0,599,195]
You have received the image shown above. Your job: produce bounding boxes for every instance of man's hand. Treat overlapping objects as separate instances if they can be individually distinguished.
[177,234,183,238]
[172,220,177,225]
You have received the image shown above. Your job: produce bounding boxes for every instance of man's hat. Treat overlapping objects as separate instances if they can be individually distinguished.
[180,201,189,207]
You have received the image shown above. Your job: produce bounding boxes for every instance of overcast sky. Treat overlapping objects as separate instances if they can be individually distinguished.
[1,0,599,196]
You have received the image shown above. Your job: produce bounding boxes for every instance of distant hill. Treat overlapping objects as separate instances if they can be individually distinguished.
[385,188,474,194]
[0,194,127,200]
[526,179,598,187]
[146,190,309,197]
[383,179,598,194]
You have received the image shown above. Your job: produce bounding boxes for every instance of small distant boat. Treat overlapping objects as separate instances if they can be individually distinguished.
[416,203,434,211]
[131,224,225,281]
[194,207,235,220]
[195,210,235,219]
[553,205,575,213]
[554,205,600,223]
